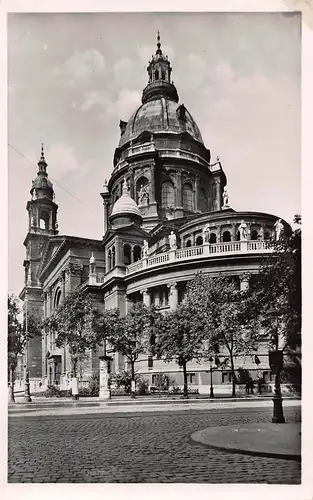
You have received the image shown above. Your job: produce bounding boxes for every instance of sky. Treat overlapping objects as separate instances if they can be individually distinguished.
[8,11,301,296]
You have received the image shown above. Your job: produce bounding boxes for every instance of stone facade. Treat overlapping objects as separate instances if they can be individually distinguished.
[20,37,291,392]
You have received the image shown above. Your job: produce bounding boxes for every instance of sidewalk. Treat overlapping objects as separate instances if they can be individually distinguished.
[8,396,301,418]
[191,422,301,461]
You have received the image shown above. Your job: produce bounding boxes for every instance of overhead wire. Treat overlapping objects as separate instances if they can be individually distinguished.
[8,143,92,211]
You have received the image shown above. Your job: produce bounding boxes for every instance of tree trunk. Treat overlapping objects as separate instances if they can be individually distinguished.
[130,360,136,398]
[72,356,78,378]
[182,361,188,398]
[8,366,15,403]
[230,352,236,398]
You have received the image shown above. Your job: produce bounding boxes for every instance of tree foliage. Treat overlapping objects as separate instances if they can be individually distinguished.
[8,295,24,374]
[44,288,96,376]
[185,273,257,397]
[153,301,207,397]
[249,216,301,351]
[101,303,158,381]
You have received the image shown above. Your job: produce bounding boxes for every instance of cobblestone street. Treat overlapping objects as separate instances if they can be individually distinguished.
[8,406,301,483]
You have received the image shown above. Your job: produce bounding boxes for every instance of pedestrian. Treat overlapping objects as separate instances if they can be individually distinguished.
[249,378,254,395]
[257,378,262,395]
[245,380,249,394]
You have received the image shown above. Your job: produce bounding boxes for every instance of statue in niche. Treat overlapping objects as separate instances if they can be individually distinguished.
[202,224,211,243]
[239,220,248,241]
[169,231,177,250]
[143,240,149,257]
[222,187,230,209]
[137,184,149,206]
[274,219,284,241]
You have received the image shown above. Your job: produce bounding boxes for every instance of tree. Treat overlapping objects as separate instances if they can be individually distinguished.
[249,215,301,351]
[186,273,257,397]
[248,216,302,392]
[8,294,41,402]
[44,288,95,377]
[153,301,207,397]
[8,295,24,402]
[100,303,158,395]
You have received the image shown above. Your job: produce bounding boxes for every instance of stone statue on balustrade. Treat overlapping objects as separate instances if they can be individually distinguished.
[239,220,248,241]
[143,240,149,257]
[137,184,149,206]
[89,252,96,275]
[274,219,284,241]
[222,187,230,209]
[169,231,177,250]
[202,224,210,243]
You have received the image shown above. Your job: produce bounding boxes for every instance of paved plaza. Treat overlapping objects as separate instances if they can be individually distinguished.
[8,404,301,484]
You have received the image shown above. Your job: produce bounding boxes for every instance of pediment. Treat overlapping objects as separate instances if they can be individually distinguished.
[38,236,66,277]
[103,224,150,246]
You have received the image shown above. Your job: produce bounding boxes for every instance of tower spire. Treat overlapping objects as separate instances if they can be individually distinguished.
[37,142,47,174]
[156,30,162,55]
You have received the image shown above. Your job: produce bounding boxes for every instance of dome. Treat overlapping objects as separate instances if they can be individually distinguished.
[119,97,204,148]
[111,179,142,218]
[31,175,53,190]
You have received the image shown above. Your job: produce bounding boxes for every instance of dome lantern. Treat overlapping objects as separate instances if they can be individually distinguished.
[142,31,179,104]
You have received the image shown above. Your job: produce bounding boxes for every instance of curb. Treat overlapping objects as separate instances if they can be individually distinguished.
[189,436,301,462]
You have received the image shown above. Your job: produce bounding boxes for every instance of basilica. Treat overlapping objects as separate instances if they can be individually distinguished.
[20,35,289,394]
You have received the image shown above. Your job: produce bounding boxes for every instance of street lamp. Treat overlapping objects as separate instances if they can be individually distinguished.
[209,357,214,398]
[23,289,32,403]
[267,306,285,424]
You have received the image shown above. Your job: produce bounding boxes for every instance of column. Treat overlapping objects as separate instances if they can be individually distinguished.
[240,276,250,291]
[259,224,265,240]
[215,178,221,211]
[195,175,199,212]
[216,225,221,243]
[141,289,151,307]
[103,201,109,235]
[168,282,178,310]
[231,223,236,241]
[126,295,133,314]
[154,291,161,307]
[176,171,182,208]
[150,163,156,204]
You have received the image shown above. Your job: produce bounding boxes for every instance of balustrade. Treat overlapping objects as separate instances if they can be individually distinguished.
[126,240,272,275]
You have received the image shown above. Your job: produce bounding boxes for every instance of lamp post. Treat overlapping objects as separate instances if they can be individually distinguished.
[23,289,32,403]
[209,357,214,398]
[267,306,285,424]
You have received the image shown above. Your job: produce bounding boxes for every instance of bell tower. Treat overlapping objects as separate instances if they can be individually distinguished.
[20,145,59,380]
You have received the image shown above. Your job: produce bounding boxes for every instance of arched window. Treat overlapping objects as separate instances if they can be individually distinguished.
[133,245,141,262]
[108,250,112,270]
[251,230,258,241]
[39,210,49,230]
[222,231,231,242]
[155,69,159,80]
[53,288,62,309]
[161,70,166,80]
[196,236,203,246]
[236,231,240,241]
[123,244,131,266]
[209,233,217,244]
[183,183,193,211]
[161,181,175,208]
[264,231,270,240]
[186,240,192,247]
